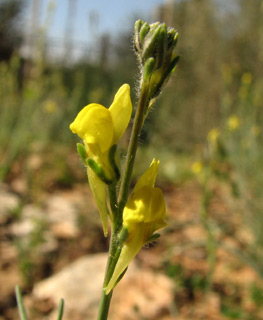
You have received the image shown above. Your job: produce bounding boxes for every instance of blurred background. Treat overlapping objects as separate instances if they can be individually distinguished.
[0,0,263,319]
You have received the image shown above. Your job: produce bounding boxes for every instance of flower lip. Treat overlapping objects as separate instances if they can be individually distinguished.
[70,103,113,153]
[69,84,132,153]
[123,158,166,229]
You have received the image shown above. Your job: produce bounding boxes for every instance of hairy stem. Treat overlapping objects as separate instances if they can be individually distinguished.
[118,83,149,213]
[97,184,119,320]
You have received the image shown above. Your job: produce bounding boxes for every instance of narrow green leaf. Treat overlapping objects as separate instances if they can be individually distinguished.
[15,286,28,320]
[57,299,64,320]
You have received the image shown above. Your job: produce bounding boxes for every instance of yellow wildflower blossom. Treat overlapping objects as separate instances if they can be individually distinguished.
[241,72,252,85]
[43,100,58,113]
[70,84,132,178]
[227,115,240,131]
[191,161,203,175]
[207,128,220,144]
[105,159,166,294]
[70,84,132,236]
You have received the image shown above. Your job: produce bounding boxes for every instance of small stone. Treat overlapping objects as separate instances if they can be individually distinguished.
[0,188,20,224]
[10,178,28,195]
[22,204,46,220]
[10,219,35,238]
[111,267,173,320]
[32,253,108,319]
[51,222,79,239]
[45,195,77,225]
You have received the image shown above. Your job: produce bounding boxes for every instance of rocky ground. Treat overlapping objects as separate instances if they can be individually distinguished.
[0,179,263,320]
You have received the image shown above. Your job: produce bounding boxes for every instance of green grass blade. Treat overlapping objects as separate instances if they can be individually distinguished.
[15,286,28,320]
[57,299,65,320]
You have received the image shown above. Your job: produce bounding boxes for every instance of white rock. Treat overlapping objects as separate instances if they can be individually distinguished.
[22,204,46,219]
[9,205,46,238]
[32,253,108,319]
[112,268,173,320]
[10,219,36,238]
[50,222,79,239]
[45,195,77,225]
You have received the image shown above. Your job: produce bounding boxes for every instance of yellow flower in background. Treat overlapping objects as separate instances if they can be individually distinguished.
[191,161,203,175]
[239,73,252,100]
[207,128,220,144]
[70,84,132,236]
[227,115,240,131]
[43,100,58,113]
[241,72,252,85]
[105,159,166,294]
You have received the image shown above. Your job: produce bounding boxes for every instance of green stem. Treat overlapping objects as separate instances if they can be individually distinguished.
[118,83,150,213]
[97,184,119,320]
[108,183,120,228]
[15,286,28,320]
[97,228,115,319]
[97,288,113,320]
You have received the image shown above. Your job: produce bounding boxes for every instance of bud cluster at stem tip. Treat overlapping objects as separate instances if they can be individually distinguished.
[134,20,180,102]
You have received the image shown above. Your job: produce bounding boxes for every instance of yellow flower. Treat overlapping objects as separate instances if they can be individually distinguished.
[207,128,220,144]
[191,161,203,175]
[43,100,58,113]
[70,84,132,236]
[70,84,132,178]
[241,72,252,85]
[227,115,240,131]
[105,159,166,294]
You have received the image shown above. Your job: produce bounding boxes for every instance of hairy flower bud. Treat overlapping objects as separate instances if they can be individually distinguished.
[134,20,180,102]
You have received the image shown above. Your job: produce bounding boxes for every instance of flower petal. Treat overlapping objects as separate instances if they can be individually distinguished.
[133,158,159,193]
[70,103,113,153]
[109,84,132,144]
[123,186,152,225]
[105,224,145,294]
[148,187,166,224]
[87,167,109,236]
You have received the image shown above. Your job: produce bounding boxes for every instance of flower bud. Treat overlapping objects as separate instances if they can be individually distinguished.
[134,20,180,102]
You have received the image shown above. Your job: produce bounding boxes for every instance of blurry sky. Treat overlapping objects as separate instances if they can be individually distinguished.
[22,0,235,61]
[25,0,166,44]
